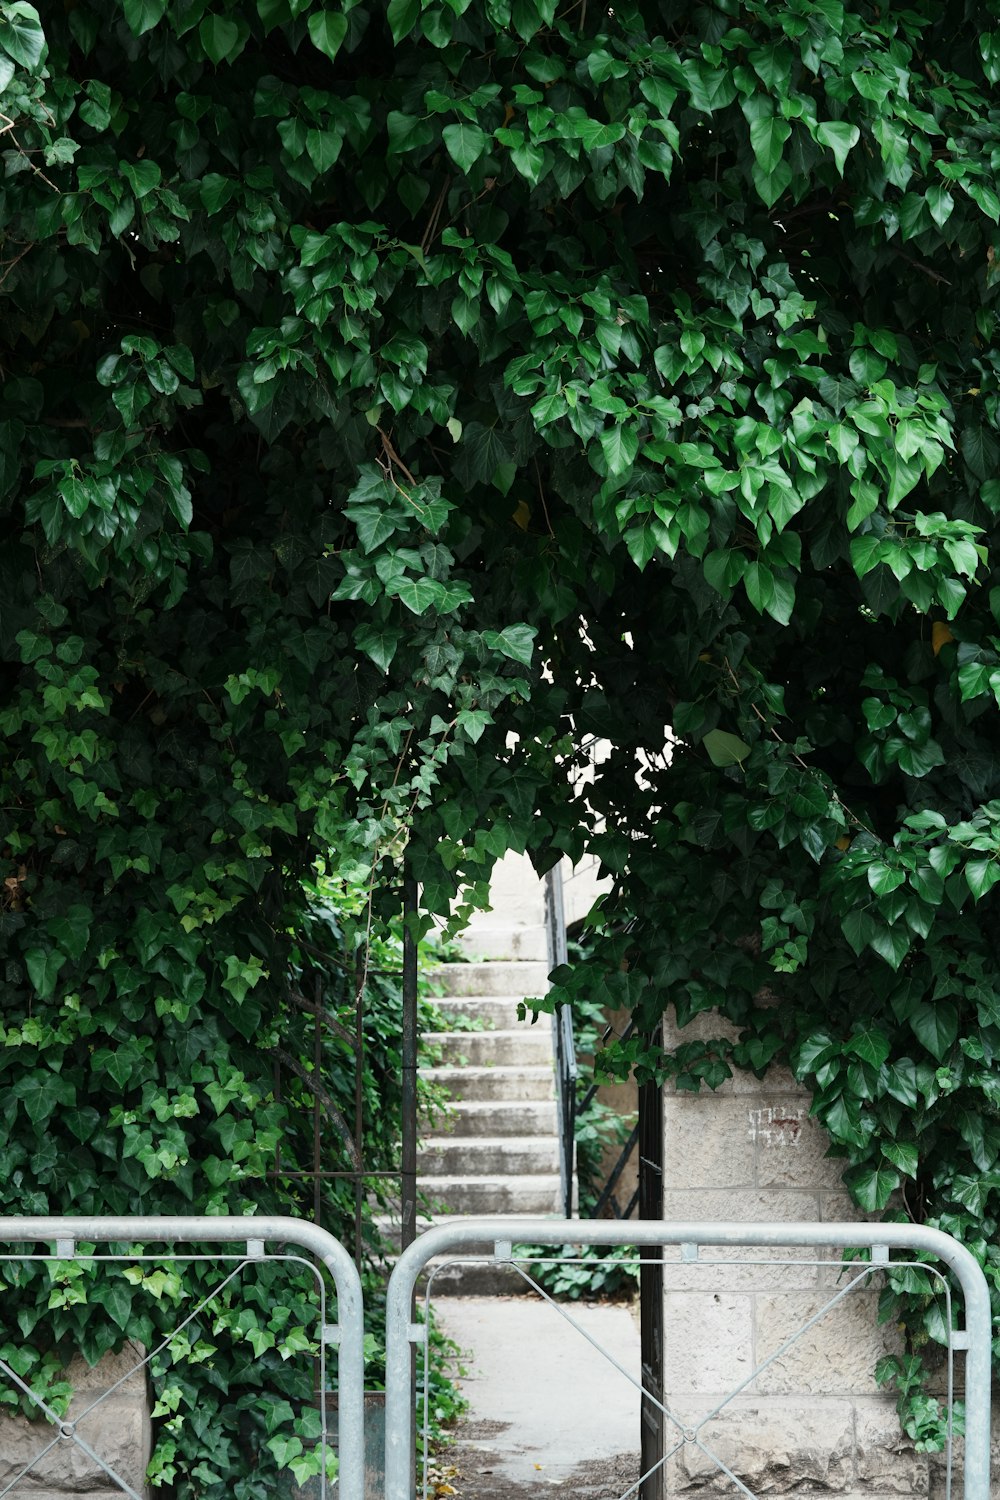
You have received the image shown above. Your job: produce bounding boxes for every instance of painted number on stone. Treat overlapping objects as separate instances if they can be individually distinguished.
[747,1104,806,1148]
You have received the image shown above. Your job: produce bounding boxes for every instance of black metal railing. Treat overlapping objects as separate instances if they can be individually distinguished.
[581,1015,640,1220]
[544,860,641,1221]
[544,866,577,1218]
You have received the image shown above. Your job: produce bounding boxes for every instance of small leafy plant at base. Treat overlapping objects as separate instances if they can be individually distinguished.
[511,1244,639,1302]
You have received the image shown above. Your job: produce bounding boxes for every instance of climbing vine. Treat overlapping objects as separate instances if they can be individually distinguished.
[3,0,1000,1472]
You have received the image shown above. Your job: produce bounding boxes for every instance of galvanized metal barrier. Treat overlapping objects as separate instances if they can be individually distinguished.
[0,1215,364,1500]
[383,1217,993,1500]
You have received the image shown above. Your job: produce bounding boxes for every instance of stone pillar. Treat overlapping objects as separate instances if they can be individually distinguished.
[660,1014,930,1500]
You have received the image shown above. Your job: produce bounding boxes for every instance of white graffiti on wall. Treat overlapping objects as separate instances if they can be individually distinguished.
[747,1104,806,1148]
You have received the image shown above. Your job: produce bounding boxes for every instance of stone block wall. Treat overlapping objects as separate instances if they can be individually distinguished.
[660,1013,944,1500]
[0,1347,151,1499]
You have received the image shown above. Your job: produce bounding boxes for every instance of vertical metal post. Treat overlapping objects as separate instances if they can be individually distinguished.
[354,950,365,1269]
[401,872,419,1252]
[313,973,323,1229]
[401,873,420,1497]
[544,864,577,1218]
[638,1024,664,1500]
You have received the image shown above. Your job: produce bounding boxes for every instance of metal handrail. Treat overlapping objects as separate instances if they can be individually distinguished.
[0,1215,365,1500]
[384,1216,994,1500]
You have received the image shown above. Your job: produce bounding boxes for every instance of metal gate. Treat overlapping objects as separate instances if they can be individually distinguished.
[0,1215,364,1500]
[383,1216,992,1500]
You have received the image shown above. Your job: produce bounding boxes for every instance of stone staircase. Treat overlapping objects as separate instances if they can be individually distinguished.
[417,958,562,1290]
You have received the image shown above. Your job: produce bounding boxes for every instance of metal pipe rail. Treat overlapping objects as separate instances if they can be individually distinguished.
[383,1216,993,1500]
[0,1215,365,1500]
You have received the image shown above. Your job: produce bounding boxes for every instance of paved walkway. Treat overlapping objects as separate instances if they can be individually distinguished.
[431,1293,642,1498]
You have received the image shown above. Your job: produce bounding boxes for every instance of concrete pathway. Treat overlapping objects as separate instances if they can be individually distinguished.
[431,1294,642,1497]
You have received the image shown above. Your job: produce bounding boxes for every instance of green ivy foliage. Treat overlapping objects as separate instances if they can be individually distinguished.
[4,0,1000,1464]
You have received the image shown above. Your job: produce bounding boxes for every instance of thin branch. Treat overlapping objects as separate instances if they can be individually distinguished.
[420,177,450,255]
[376,425,418,487]
[0,240,34,291]
[0,115,59,192]
[533,456,555,537]
[272,1048,363,1171]
[286,988,357,1050]
[895,248,952,287]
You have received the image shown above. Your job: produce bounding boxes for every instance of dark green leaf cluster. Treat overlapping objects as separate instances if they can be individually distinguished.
[5,0,1000,1466]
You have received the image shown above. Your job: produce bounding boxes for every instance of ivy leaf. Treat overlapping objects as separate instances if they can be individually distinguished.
[867,862,907,896]
[442,122,488,172]
[926,182,954,228]
[387,0,420,42]
[120,160,161,199]
[752,157,791,208]
[749,117,791,175]
[25,948,66,1000]
[457,708,492,742]
[91,1281,134,1332]
[816,121,860,176]
[961,424,999,482]
[0,2,46,70]
[702,729,751,767]
[307,11,348,61]
[121,0,167,35]
[845,1025,891,1069]
[482,624,536,665]
[845,1163,900,1211]
[966,859,1000,899]
[354,624,398,672]
[869,925,910,970]
[349,505,399,552]
[390,576,446,614]
[199,15,240,63]
[908,1000,958,1062]
[966,180,1000,223]
[599,424,638,476]
[575,118,626,151]
[881,1140,919,1178]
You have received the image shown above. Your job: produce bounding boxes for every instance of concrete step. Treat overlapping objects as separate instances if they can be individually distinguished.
[373,1214,567,1293]
[422,1258,541,1294]
[423,1099,558,1138]
[432,995,529,1028]
[423,1064,554,1102]
[423,1029,552,1066]
[420,1174,562,1215]
[419,1136,561,1177]
[428,961,550,998]
[456,923,548,961]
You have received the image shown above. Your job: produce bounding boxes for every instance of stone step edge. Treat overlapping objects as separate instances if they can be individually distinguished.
[420,1135,562,1151]
[424,1028,552,1042]
[418,1173,561,1188]
[429,994,544,1005]
[421,1064,554,1077]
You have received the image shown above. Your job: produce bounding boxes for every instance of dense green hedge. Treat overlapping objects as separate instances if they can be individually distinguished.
[4,0,1000,1466]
